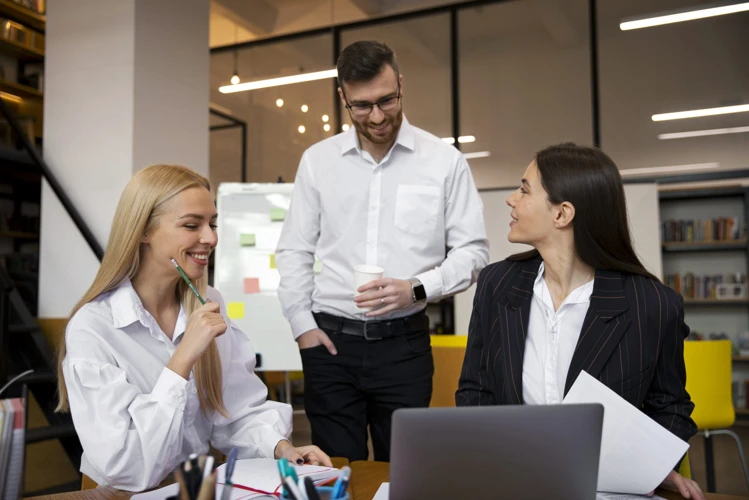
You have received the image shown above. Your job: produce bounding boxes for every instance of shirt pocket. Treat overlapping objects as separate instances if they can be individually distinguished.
[393,184,441,235]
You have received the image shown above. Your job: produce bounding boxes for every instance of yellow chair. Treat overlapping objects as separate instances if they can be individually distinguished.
[684,340,749,492]
[430,335,467,407]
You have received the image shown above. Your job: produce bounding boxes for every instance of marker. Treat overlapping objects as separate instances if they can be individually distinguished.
[331,466,351,499]
[171,258,206,304]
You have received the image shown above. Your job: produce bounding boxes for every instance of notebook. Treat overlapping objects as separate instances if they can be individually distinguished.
[132,459,341,500]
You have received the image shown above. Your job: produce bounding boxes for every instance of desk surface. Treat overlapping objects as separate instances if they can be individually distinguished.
[26,460,749,500]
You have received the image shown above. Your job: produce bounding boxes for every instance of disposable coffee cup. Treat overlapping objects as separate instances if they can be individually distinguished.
[354,264,384,298]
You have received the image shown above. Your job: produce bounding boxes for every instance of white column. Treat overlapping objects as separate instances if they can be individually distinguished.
[39,0,209,318]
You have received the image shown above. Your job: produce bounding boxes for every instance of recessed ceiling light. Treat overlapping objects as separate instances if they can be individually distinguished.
[342,124,350,131]
[219,68,338,93]
[323,124,331,132]
[658,126,749,140]
[463,151,491,159]
[301,104,309,113]
[619,163,719,176]
[276,99,284,107]
[620,1,749,31]
[298,125,306,134]
[322,114,329,122]
[652,104,749,122]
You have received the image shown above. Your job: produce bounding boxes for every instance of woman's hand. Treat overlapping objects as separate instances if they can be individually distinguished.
[167,301,227,379]
[274,440,333,467]
[648,470,705,500]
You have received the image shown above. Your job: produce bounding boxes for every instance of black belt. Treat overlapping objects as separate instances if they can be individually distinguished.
[313,311,429,341]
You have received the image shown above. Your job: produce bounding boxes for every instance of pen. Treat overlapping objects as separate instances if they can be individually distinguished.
[331,466,351,499]
[196,472,216,500]
[303,477,321,500]
[278,458,289,497]
[203,456,215,481]
[220,448,238,500]
[284,476,304,500]
[171,258,206,304]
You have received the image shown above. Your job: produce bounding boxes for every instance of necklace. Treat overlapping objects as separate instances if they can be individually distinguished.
[540,270,594,339]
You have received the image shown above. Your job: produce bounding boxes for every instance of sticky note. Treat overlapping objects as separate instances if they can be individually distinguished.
[244,277,260,294]
[313,260,323,274]
[239,233,256,246]
[269,254,277,269]
[227,302,245,319]
[270,208,287,222]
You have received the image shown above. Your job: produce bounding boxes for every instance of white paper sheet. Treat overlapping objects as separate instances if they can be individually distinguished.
[373,482,389,500]
[596,494,665,500]
[563,371,689,494]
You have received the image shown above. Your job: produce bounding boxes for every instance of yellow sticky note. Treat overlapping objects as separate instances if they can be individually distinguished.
[227,302,245,319]
[270,208,287,222]
[269,254,277,269]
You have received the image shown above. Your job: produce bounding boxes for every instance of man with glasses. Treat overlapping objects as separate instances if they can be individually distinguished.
[276,40,488,462]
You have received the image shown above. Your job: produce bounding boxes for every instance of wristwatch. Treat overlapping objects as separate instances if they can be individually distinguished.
[408,277,427,304]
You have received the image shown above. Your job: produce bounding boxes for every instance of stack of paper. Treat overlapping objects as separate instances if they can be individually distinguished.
[563,371,689,495]
[132,459,341,500]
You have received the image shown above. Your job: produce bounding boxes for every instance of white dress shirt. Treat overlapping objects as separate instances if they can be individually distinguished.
[276,116,489,338]
[62,280,292,491]
[523,262,594,405]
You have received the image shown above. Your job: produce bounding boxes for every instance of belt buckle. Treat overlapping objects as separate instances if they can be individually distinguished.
[363,321,382,341]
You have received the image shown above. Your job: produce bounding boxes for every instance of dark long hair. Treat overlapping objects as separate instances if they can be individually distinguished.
[508,143,658,282]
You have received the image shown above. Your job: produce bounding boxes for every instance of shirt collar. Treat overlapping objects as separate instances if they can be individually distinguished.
[110,279,188,341]
[339,114,415,156]
[534,261,594,307]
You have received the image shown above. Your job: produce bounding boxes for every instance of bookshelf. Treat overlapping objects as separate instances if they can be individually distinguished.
[659,186,749,420]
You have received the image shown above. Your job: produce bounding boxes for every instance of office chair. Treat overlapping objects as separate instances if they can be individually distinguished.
[684,339,749,493]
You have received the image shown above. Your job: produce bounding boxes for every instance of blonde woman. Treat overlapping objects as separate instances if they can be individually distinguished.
[57,165,330,492]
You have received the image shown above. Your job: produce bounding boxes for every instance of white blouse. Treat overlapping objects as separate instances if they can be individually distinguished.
[62,280,292,491]
[523,262,594,405]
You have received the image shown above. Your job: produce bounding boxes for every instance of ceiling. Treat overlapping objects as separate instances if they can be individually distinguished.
[209,0,462,48]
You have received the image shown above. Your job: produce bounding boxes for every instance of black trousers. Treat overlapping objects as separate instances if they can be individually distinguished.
[299,318,433,462]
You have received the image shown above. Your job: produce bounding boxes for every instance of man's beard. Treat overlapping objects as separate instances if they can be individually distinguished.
[353,108,403,145]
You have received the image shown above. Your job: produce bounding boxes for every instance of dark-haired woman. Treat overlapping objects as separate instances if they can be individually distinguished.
[456,143,703,499]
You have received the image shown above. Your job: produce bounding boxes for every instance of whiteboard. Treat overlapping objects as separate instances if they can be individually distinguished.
[454,183,663,335]
[214,183,301,371]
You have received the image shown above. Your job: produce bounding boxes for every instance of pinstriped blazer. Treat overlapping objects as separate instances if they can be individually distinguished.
[456,256,697,444]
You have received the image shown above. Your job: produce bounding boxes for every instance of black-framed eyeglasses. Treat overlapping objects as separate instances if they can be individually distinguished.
[342,85,402,117]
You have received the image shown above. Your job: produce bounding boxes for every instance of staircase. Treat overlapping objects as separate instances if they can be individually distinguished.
[0,96,103,494]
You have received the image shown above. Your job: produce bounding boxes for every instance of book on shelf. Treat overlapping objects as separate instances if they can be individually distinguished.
[0,397,25,500]
[661,216,745,243]
[665,272,747,300]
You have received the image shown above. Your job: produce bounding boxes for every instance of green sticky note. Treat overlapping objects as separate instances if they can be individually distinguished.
[270,254,277,269]
[270,208,287,222]
[227,302,245,319]
[239,233,256,247]
[313,260,323,274]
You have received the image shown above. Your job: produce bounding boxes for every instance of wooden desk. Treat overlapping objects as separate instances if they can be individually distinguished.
[26,460,749,500]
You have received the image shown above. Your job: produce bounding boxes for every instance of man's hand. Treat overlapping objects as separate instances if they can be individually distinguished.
[296,328,337,355]
[354,278,416,317]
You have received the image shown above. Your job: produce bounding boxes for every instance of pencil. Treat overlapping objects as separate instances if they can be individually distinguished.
[171,258,206,305]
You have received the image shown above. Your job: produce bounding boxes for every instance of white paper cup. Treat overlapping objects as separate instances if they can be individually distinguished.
[354,264,384,298]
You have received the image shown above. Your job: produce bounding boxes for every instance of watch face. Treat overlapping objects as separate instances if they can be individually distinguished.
[414,284,427,301]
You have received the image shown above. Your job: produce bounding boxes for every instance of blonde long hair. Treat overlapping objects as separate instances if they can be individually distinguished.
[56,164,227,417]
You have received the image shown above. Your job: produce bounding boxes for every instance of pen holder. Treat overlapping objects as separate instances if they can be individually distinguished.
[281,486,349,500]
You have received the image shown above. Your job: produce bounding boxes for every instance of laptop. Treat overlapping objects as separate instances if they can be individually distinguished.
[389,404,604,500]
